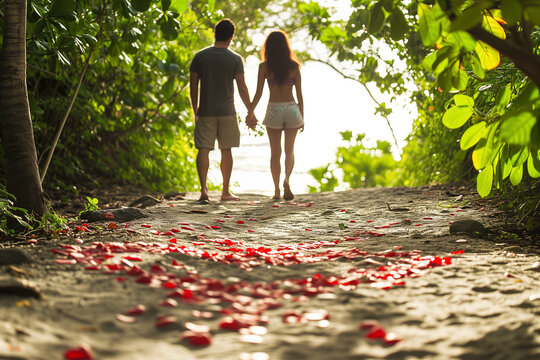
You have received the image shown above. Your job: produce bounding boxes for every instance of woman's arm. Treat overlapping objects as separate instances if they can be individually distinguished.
[250,63,266,113]
[294,68,303,117]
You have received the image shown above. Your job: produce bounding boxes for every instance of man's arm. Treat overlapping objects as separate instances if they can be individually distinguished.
[235,73,251,111]
[189,72,199,119]
[235,73,256,129]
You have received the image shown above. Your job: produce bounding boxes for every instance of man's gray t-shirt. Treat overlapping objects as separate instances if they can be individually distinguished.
[190,47,244,116]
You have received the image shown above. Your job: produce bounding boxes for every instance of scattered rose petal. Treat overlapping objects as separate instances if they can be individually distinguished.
[115,314,137,323]
[141,224,152,228]
[237,220,245,224]
[64,344,94,360]
[455,239,467,243]
[126,304,146,315]
[185,322,210,333]
[366,327,387,339]
[181,331,212,347]
[104,212,114,220]
[56,259,77,265]
[159,298,179,307]
[155,315,177,328]
[384,332,403,346]
[451,250,465,255]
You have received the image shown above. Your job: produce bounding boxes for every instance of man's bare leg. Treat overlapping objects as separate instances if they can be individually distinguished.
[196,148,210,202]
[220,148,239,201]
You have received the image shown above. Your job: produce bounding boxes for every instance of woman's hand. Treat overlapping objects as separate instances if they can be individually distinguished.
[246,112,258,130]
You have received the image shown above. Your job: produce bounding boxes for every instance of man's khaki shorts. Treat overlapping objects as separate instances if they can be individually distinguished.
[194,115,240,150]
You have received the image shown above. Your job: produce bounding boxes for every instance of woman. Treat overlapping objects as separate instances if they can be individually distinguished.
[250,30,304,201]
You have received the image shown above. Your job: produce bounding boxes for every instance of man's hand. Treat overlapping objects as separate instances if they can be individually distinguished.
[246,112,258,130]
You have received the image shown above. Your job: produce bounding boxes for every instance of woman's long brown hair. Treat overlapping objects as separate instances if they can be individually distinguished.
[261,31,300,84]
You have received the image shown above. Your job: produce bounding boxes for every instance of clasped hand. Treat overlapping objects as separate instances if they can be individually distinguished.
[246,112,258,130]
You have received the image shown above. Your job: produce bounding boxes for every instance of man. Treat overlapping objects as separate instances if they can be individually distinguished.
[189,18,256,204]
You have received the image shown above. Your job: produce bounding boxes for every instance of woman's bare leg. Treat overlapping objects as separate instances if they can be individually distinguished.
[283,127,298,200]
[267,127,283,199]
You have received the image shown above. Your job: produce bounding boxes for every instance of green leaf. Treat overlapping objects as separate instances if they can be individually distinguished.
[461,121,486,150]
[442,105,473,129]
[368,2,385,35]
[501,146,512,179]
[389,9,408,41]
[49,0,76,19]
[453,68,469,90]
[470,55,485,79]
[450,5,483,31]
[501,0,522,25]
[161,17,179,40]
[510,146,529,167]
[422,51,438,72]
[208,0,215,10]
[472,122,498,169]
[509,165,523,185]
[418,3,442,46]
[477,165,493,197]
[500,110,537,145]
[514,81,539,108]
[451,31,477,52]
[454,94,474,107]
[161,0,171,11]
[132,0,152,12]
[492,83,511,115]
[432,46,459,75]
[475,40,500,70]
[527,151,540,178]
[170,0,188,13]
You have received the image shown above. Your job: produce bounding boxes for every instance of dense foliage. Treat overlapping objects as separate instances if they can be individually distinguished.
[309,131,398,192]
[0,0,301,195]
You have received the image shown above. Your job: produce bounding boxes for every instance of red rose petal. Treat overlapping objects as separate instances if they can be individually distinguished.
[181,331,212,347]
[155,315,177,328]
[64,344,94,360]
[126,304,146,315]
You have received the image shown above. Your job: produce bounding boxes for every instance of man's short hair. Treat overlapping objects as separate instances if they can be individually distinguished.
[214,18,236,42]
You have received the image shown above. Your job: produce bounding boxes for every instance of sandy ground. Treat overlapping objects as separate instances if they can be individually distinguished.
[1,185,539,360]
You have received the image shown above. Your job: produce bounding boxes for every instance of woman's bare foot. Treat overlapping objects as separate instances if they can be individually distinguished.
[283,183,294,201]
[221,192,240,201]
[272,190,280,200]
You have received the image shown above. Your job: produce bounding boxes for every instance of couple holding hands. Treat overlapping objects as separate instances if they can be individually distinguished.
[189,18,304,204]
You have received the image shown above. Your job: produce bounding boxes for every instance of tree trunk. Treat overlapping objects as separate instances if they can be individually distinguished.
[0,0,45,218]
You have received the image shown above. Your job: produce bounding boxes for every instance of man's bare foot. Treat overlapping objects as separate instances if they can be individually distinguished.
[272,191,280,200]
[283,183,294,201]
[198,194,210,204]
[221,193,240,201]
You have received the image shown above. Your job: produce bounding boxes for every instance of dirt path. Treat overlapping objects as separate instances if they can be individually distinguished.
[1,185,539,360]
